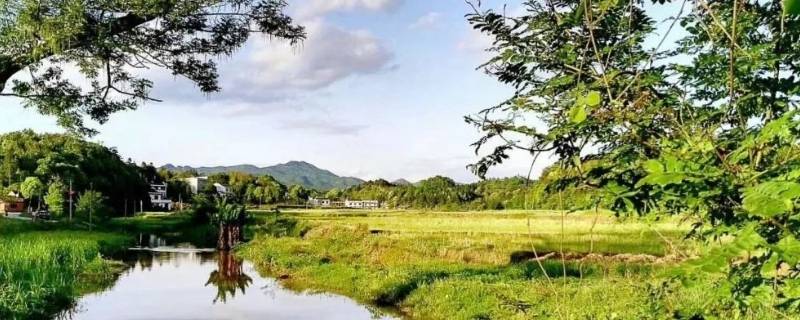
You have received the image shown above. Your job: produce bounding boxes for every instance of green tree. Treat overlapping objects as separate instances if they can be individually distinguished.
[43,180,65,217]
[325,188,343,200]
[20,176,44,210]
[0,0,304,135]
[76,190,110,223]
[257,175,286,204]
[466,0,800,312]
[0,130,151,216]
[287,185,309,204]
[190,194,214,224]
[212,198,248,250]
[166,179,191,204]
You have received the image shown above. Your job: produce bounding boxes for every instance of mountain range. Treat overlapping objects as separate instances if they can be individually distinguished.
[160,161,365,191]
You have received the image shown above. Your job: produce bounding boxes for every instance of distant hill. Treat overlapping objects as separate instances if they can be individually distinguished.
[160,161,364,191]
[391,179,413,186]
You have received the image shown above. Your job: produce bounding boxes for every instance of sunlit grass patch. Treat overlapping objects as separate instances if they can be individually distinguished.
[107,211,194,232]
[239,210,776,319]
[0,219,131,319]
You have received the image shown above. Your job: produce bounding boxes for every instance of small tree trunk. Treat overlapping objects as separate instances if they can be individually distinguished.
[217,218,246,250]
[218,224,228,250]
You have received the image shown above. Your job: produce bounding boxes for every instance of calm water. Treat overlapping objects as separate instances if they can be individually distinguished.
[57,236,396,320]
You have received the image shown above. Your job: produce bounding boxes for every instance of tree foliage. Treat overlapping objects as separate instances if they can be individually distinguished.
[19,176,44,207]
[0,0,305,135]
[287,184,309,204]
[212,197,247,250]
[75,190,110,221]
[339,171,595,211]
[43,180,65,217]
[0,130,151,215]
[466,0,800,312]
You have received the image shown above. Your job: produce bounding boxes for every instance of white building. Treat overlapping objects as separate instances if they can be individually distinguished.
[182,177,229,196]
[344,200,380,209]
[308,198,332,207]
[149,183,173,210]
[213,183,228,195]
[184,177,208,194]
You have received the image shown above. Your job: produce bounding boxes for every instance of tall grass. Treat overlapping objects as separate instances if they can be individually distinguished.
[253,209,695,257]
[239,211,774,319]
[0,220,130,319]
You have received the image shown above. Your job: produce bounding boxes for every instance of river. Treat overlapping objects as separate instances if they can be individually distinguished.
[57,235,396,320]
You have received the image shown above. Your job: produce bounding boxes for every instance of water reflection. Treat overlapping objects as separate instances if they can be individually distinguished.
[138,233,168,248]
[205,251,253,303]
[59,247,396,320]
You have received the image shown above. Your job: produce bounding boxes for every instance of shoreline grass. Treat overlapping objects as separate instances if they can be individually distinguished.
[0,219,132,319]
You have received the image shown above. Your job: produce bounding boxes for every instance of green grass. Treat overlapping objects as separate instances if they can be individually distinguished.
[0,218,131,319]
[106,211,195,233]
[252,209,693,257]
[240,210,780,319]
[107,211,218,247]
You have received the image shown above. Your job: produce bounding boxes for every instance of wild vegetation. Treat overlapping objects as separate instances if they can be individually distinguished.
[239,210,780,319]
[0,0,798,317]
[0,219,130,319]
[464,0,800,312]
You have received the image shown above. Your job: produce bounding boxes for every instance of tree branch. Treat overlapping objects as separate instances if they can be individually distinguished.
[0,12,154,93]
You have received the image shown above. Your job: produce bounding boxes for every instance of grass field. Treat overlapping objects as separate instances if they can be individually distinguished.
[0,218,131,319]
[240,209,779,319]
[252,209,694,258]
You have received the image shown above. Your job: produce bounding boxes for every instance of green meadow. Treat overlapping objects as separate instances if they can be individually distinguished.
[240,209,780,319]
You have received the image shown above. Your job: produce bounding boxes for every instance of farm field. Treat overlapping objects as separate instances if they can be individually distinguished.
[240,210,779,319]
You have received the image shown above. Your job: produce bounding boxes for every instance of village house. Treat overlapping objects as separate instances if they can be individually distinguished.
[345,200,380,209]
[148,183,173,211]
[0,191,25,216]
[331,200,345,208]
[308,197,332,207]
[184,177,209,194]
[183,177,229,196]
[307,198,380,209]
[213,183,228,195]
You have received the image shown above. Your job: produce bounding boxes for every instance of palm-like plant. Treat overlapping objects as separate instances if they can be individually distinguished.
[213,198,248,250]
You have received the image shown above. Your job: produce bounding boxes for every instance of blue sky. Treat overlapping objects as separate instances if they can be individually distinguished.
[1,0,551,183]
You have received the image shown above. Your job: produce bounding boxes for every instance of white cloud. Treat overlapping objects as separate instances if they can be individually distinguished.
[409,12,441,30]
[296,0,402,18]
[280,117,368,136]
[240,20,394,91]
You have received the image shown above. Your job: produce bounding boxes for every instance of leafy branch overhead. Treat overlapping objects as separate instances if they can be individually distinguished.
[467,0,800,313]
[0,0,305,135]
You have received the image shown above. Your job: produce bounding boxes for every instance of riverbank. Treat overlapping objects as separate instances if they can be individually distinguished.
[0,218,131,319]
[239,210,776,319]
[0,213,206,319]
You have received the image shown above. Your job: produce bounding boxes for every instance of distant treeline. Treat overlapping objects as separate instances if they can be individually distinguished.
[0,131,598,216]
[339,172,597,211]
[158,166,599,211]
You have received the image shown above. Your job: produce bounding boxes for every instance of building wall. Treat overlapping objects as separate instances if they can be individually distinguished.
[184,177,209,194]
[0,200,25,213]
[149,183,173,211]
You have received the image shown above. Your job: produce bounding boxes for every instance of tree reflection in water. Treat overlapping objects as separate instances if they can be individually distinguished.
[205,251,253,303]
